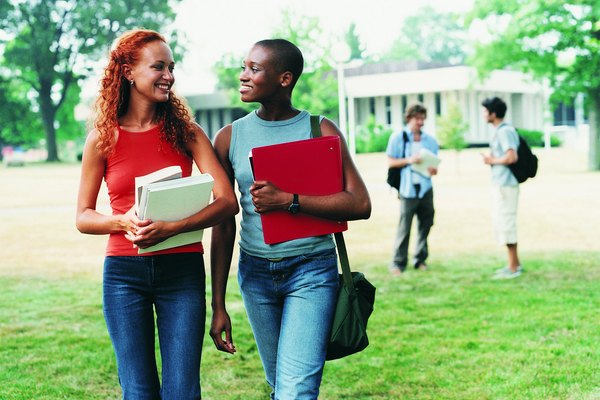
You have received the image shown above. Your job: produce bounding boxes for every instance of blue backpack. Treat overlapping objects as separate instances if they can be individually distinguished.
[509,133,538,183]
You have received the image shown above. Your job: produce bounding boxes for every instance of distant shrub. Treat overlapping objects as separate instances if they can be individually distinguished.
[436,102,468,152]
[355,115,393,154]
[517,128,562,147]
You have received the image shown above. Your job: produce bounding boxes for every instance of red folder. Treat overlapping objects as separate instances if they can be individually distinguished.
[251,135,348,244]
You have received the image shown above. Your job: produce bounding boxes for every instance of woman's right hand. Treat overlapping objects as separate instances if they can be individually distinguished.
[210,308,236,354]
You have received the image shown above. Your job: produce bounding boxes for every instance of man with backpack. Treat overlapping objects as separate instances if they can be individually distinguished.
[386,103,439,276]
[481,97,523,280]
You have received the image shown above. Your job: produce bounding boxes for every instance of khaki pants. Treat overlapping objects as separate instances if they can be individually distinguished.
[492,185,519,245]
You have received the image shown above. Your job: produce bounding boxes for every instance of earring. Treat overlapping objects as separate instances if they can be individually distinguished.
[130,80,134,86]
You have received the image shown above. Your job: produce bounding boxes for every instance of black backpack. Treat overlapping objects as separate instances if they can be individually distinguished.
[386,131,408,191]
[509,133,538,183]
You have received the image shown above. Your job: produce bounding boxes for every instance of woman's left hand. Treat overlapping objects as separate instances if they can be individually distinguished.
[249,180,290,214]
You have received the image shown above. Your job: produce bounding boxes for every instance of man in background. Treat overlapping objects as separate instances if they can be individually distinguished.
[481,96,523,279]
[387,103,439,276]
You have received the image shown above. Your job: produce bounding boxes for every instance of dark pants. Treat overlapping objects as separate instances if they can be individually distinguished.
[391,187,435,271]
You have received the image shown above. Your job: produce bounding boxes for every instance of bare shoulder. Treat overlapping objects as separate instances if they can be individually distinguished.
[85,128,101,143]
[213,124,233,151]
[317,117,343,137]
[187,122,210,140]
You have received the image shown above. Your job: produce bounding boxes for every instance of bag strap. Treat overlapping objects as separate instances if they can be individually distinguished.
[310,114,322,138]
[309,115,355,290]
[334,232,354,289]
[401,130,408,158]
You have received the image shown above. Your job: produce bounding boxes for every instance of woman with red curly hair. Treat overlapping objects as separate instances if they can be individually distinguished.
[76,29,238,399]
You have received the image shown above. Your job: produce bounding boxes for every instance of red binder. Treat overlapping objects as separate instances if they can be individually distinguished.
[251,135,348,244]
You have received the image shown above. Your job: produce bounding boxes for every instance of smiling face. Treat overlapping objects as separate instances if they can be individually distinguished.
[238,45,285,103]
[127,40,175,103]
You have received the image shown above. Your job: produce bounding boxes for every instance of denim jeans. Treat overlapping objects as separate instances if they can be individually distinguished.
[238,248,339,400]
[103,253,206,400]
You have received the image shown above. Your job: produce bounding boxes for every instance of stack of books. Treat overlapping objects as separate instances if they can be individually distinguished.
[135,166,214,253]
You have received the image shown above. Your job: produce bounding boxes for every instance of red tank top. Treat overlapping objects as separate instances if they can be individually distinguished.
[104,125,203,256]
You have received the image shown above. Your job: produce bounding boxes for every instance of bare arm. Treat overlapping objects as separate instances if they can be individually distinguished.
[209,125,237,354]
[483,148,518,165]
[130,125,239,248]
[76,130,138,235]
[250,118,371,221]
[388,154,420,168]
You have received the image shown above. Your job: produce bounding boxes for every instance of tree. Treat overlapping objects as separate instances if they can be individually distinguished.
[0,0,182,161]
[344,22,366,62]
[0,75,43,149]
[436,102,468,171]
[383,6,468,64]
[213,10,339,121]
[468,0,600,170]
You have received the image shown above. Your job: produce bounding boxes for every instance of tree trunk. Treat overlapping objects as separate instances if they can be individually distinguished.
[38,81,59,162]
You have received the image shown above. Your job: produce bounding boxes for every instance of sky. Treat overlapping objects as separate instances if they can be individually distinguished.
[169,0,476,95]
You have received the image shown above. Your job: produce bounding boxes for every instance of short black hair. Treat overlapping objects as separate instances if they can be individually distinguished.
[481,97,507,119]
[254,38,304,89]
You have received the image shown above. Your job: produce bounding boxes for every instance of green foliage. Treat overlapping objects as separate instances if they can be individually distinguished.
[469,0,600,99]
[344,22,366,62]
[212,10,339,120]
[55,83,85,141]
[212,54,254,114]
[0,75,43,148]
[0,0,183,161]
[468,0,600,169]
[517,128,562,148]
[436,102,468,151]
[355,115,393,153]
[383,6,468,64]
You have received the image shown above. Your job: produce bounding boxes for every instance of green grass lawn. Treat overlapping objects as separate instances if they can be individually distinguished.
[1,251,599,399]
[1,149,599,399]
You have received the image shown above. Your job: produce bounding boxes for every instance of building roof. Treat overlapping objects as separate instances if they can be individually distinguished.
[343,65,544,98]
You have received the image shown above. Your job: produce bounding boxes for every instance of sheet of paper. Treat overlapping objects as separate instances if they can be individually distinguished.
[411,148,440,177]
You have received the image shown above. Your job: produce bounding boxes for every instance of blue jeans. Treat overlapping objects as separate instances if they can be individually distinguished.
[238,248,339,400]
[103,253,206,400]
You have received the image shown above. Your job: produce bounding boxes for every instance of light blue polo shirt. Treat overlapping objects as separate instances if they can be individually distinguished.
[386,128,439,199]
[490,122,519,187]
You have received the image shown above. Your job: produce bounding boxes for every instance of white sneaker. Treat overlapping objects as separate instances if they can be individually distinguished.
[492,268,522,280]
[494,265,524,274]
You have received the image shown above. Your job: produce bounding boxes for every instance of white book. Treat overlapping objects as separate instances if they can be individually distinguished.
[135,166,182,216]
[411,148,441,178]
[137,173,214,254]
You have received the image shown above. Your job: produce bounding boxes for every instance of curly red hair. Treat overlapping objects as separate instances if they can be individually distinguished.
[93,29,196,156]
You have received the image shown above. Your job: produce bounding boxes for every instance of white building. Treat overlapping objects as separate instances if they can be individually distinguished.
[341,61,546,147]
[184,62,552,147]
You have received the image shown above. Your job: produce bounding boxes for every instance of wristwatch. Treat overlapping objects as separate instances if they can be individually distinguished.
[287,193,300,214]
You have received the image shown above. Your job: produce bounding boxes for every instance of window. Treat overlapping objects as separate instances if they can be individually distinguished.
[418,93,424,103]
[553,102,575,126]
[401,95,407,114]
[435,93,441,115]
[385,96,392,124]
[369,98,376,115]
